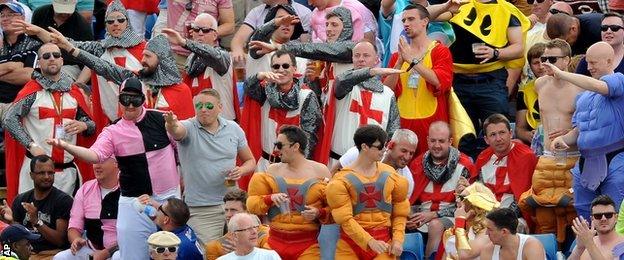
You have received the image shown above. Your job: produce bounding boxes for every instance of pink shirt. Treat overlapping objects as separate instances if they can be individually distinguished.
[167,0,233,55]
[310,0,376,42]
[68,179,119,249]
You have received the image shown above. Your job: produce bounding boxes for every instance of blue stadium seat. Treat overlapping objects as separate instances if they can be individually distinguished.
[401,232,424,260]
[532,234,557,260]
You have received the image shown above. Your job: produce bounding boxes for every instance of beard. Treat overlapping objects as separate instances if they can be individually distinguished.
[138,64,156,77]
[41,65,61,77]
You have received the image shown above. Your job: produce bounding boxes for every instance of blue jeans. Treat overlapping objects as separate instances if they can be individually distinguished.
[572,152,624,219]
[318,224,340,260]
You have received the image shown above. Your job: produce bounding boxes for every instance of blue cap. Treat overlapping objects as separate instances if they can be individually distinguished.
[1,224,40,243]
[0,3,25,16]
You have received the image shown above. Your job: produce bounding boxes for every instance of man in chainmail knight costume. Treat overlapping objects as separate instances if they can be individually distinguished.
[162,13,240,121]
[49,29,195,121]
[3,43,96,203]
[408,121,477,258]
[239,50,322,191]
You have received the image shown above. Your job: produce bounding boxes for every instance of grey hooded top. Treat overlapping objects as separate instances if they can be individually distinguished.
[3,71,95,147]
[73,35,182,89]
[70,0,144,57]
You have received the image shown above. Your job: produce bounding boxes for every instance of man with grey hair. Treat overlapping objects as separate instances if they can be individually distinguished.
[162,13,240,121]
[217,213,280,260]
[409,121,477,258]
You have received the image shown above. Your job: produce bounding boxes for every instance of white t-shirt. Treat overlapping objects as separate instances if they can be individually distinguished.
[339,146,415,198]
[216,248,281,260]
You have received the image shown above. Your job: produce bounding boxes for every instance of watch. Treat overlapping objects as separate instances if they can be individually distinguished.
[492,48,500,60]
[34,219,43,228]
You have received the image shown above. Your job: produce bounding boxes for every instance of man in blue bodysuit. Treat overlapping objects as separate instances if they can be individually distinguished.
[548,41,624,219]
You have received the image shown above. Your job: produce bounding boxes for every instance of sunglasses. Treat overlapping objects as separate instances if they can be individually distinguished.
[41,52,61,60]
[601,25,624,32]
[368,142,385,150]
[154,246,177,254]
[548,9,567,15]
[540,56,566,63]
[273,141,293,150]
[592,212,616,219]
[194,102,214,110]
[527,0,544,4]
[158,205,170,217]
[271,63,291,70]
[118,94,144,107]
[191,26,215,34]
[105,18,126,25]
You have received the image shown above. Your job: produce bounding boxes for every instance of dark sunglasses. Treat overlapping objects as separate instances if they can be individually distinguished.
[368,142,385,150]
[158,205,170,217]
[601,25,624,32]
[194,102,214,110]
[192,26,215,34]
[548,9,568,15]
[105,18,127,25]
[118,94,144,107]
[527,0,544,4]
[273,141,293,150]
[271,63,291,70]
[41,52,61,60]
[154,246,177,254]
[592,212,616,219]
[540,56,566,63]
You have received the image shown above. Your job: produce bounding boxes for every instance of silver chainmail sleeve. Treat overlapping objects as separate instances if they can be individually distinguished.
[387,97,400,137]
[2,94,36,147]
[282,41,355,63]
[184,40,230,76]
[300,92,322,158]
[75,49,135,86]
[243,74,267,104]
[248,20,278,60]
[76,107,95,136]
[70,39,106,57]
[334,68,373,100]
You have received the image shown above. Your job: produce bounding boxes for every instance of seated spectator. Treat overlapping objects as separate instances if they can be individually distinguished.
[576,13,624,76]
[204,189,268,260]
[546,12,602,56]
[30,0,93,81]
[216,213,280,260]
[1,155,73,258]
[147,231,181,260]
[479,208,546,259]
[515,43,546,147]
[53,158,120,260]
[0,2,41,104]
[570,195,624,259]
[0,224,41,260]
[140,197,203,260]
[476,114,537,233]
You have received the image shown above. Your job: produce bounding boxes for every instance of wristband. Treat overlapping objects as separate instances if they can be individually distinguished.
[455,217,467,228]
[263,195,273,206]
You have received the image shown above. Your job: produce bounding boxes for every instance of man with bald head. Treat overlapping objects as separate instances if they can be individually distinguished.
[408,121,476,258]
[546,12,603,55]
[547,2,573,20]
[162,13,240,121]
[576,13,624,76]
[549,42,624,220]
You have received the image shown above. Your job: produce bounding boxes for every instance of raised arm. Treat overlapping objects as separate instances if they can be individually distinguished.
[161,28,231,76]
[164,111,187,141]
[334,68,374,100]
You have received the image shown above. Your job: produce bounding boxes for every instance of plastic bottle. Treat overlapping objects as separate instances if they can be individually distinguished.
[133,199,157,218]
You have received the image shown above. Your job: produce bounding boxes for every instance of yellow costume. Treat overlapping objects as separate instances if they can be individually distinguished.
[327,163,409,259]
[204,224,270,260]
[519,155,578,243]
[247,172,329,259]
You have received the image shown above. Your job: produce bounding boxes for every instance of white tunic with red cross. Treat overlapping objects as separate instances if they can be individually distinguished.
[330,85,395,157]
[186,64,237,120]
[415,164,467,213]
[480,155,515,208]
[256,88,314,171]
[19,90,81,194]
[95,48,144,121]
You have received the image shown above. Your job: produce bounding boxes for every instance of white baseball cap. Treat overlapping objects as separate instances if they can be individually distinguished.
[52,0,77,14]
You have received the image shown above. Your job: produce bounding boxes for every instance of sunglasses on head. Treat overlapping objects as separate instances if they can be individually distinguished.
[540,56,566,63]
[592,212,616,219]
[527,0,544,4]
[549,9,567,15]
[154,246,177,254]
[105,18,126,25]
[271,63,291,70]
[601,24,624,32]
[192,26,215,34]
[41,52,61,60]
[273,141,293,150]
[194,102,214,110]
[119,93,144,107]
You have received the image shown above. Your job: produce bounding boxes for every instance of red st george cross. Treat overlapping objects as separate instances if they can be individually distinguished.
[39,92,77,167]
[268,107,300,134]
[350,90,383,125]
[485,166,512,201]
[286,187,305,211]
[419,183,456,211]
[359,184,383,208]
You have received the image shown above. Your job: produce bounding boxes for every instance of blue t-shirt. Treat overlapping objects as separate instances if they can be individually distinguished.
[173,225,204,260]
